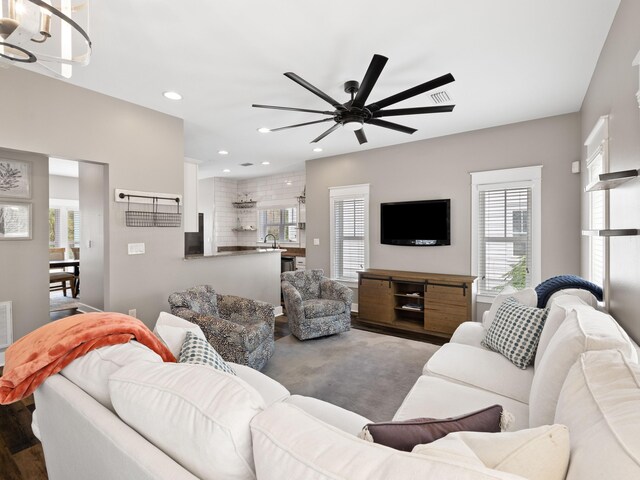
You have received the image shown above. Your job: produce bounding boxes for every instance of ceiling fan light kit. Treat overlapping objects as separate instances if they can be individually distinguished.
[252,54,455,145]
[0,0,91,78]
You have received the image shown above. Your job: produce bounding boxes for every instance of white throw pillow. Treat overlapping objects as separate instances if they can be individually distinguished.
[555,350,640,480]
[250,402,526,480]
[414,425,570,480]
[529,307,637,427]
[153,311,206,358]
[483,287,537,330]
[534,294,588,370]
[60,341,162,411]
[109,362,264,480]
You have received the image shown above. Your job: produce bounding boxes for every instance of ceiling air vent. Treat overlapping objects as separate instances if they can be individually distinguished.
[239,163,254,167]
[430,91,451,104]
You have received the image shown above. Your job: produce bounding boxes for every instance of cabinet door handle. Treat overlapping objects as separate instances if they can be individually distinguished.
[428,282,468,296]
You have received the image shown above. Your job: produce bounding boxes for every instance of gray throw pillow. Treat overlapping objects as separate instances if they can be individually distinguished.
[178,331,236,375]
[482,297,549,369]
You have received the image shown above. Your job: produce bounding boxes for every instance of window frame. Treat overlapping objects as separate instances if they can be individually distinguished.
[256,201,299,246]
[329,184,370,286]
[471,166,542,303]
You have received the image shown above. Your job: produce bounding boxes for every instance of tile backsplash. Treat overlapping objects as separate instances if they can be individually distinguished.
[213,170,305,248]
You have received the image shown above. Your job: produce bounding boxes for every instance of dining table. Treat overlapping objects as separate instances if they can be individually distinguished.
[49,259,80,296]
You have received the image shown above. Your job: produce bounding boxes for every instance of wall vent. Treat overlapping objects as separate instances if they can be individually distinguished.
[0,301,13,349]
[430,91,451,104]
[240,163,254,167]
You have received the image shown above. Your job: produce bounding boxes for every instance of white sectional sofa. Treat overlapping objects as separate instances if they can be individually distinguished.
[32,292,640,479]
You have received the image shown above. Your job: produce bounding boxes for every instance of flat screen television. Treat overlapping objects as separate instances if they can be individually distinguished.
[381,199,450,246]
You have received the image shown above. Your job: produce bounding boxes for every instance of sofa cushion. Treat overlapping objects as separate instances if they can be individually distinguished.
[153,311,206,358]
[109,362,264,480]
[547,288,598,308]
[394,375,529,431]
[360,405,503,451]
[178,331,236,375]
[482,298,549,369]
[414,424,570,480]
[534,294,588,370]
[555,350,640,480]
[529,307,637,427]
[250,403,526,480]
[284,394,371,436]
[303,298,346,318]
[483,288,537,330]
[231,363,290,407]
[60,341,162,411]
[425,343,534,404]
[450,322,486,349]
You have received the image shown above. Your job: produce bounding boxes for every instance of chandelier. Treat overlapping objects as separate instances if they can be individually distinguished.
[0,0,91,78]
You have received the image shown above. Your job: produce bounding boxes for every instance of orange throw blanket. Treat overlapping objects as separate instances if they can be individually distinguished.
[0,312,175,405]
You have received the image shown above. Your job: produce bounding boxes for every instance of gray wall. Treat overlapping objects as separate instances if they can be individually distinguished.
[49,175,78,200]
[0,149,49,343]
[0,66,280,337]
[306,113,582,312]
[580,0,640,341]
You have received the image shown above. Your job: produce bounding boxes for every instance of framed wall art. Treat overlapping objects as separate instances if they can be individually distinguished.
[0,202,32,240]
[0,159,32,199]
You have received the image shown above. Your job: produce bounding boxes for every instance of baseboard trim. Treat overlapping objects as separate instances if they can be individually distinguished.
[77,303,103,313]
[275,306,283,317]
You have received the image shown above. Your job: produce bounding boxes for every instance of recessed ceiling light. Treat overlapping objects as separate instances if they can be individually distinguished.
[163,91,182,100]
[261,161,270,165]
[286,181,292,186]
[313,147,323,152]
[223,169,231,173]
[218,150,229,155]
[257,127,271,133]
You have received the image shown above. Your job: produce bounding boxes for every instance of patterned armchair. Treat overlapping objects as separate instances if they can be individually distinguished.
[281,269,352,341]
[168,285,275,370]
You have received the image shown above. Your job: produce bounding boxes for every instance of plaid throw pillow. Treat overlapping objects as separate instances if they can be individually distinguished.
[178,331,236,375]
[482,297,549,369]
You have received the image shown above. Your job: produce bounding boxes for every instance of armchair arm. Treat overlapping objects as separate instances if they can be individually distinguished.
[320,278,353,306]
[281,280,304,322]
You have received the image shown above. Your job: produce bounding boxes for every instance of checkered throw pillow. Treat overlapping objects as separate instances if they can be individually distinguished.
[178,331,236,375]
[482,297,549,369]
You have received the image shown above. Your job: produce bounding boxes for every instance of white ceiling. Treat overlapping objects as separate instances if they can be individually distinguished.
[24,0,621,178]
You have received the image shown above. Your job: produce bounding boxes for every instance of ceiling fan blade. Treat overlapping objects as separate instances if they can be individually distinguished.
[373,105,455,117]
[270,118,335,132]
[367,73,455,112]
[311,123,341,143]
[252,104,335,115]
[352,54,388,109]
[355,128,368,145]
[367,118,417,135]
[284,72,344,109]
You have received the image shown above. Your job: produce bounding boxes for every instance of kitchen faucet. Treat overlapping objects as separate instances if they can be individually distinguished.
[264,233,278,249]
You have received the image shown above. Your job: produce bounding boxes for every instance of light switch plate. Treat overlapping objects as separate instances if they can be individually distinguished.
[313,238,320,246]
[128,243,145,255]
[571,161,580,174]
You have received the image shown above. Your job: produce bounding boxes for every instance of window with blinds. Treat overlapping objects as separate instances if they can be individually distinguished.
[329,184,369,282]
[477,185,533,295]
[258,206,298,243]
[68,210,81,247]
[587,151,605,288]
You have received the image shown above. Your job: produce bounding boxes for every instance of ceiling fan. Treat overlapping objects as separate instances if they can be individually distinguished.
[252,54,455,145]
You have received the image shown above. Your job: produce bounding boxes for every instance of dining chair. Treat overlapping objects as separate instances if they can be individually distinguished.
[49,248,77,297]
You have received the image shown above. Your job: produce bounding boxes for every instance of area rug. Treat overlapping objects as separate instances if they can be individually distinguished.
[49,294,80,312]
[261,329,440,421]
